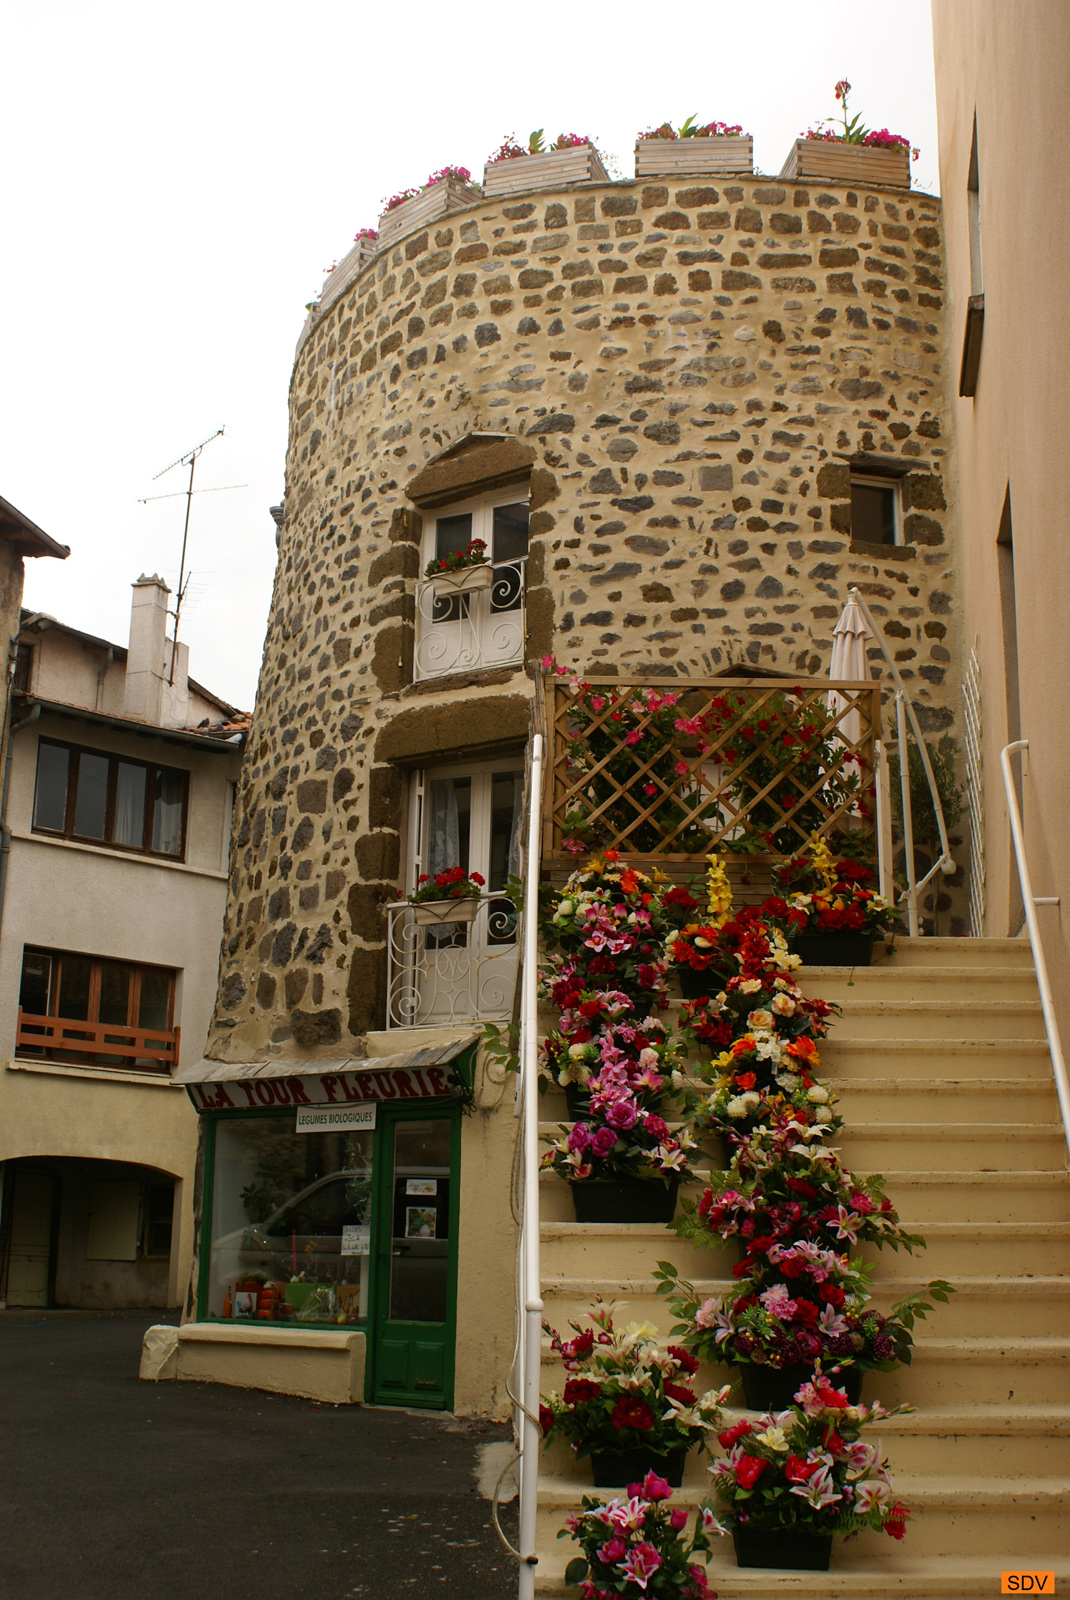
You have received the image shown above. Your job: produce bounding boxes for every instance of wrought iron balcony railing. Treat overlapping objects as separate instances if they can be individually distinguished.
[414,557,526,681]
[385,896,518,1028]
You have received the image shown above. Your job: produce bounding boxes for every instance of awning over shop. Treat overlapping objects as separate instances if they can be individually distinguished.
[174,1031,481,1113]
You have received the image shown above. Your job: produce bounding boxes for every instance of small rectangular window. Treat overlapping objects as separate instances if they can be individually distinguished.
[32,740,188,860]
[850,477,899,546]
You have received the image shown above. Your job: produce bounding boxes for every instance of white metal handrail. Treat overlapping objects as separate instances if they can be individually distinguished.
[517,732,544,1597]
[1000,740,1070,1159]
[847,586,957,934]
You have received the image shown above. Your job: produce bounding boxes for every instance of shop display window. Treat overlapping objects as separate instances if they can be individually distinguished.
[205,1116,374,1326]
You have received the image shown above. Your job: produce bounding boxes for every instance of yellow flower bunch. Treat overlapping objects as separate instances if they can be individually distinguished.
[706,852,733,928]
[808,831,838,892]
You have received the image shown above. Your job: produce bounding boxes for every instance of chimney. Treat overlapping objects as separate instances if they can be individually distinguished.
[123,574,170,723]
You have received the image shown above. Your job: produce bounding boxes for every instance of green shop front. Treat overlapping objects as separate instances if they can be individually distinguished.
[178,1037,482,1410]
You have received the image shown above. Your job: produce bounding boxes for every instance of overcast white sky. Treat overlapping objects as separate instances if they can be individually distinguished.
[2,0,940,711]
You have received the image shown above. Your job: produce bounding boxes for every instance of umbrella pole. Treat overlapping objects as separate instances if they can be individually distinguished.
[896,692,920,936]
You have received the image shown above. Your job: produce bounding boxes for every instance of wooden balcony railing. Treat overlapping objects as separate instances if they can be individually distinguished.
[16,1009,180,1075]
[543,674,882,866]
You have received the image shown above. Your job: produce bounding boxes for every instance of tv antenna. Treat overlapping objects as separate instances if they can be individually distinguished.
[145,427,229,684]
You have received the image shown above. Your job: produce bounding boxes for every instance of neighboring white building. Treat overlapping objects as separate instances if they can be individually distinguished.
[0,574,247,1310]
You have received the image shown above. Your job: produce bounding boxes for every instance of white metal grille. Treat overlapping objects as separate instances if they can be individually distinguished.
[962,645,985,936]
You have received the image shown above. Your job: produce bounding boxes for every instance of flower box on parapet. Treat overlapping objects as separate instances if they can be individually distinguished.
[779,137,910,190]
[482,141,609,199]
[319,231,379,306]
[635,120,753,179]
[377,173,482,251]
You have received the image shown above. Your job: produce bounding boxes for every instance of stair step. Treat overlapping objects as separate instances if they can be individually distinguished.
[832,1078,1060,1122]
[882,935,1037,967]
[540,1217,1070,1280]
[835,1124,1068,1171]
[540,1274,1070,1340]
[809,968,1041,1004]
[822,1000,1045,1041]
[854,1171,1070,1223]
[820,1037,1053,1078]
[534,1473,1069,1559]
[535,1545,1070,1596]
[539,1405,1070,1482]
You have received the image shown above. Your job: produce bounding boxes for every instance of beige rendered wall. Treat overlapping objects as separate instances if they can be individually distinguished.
[931,2,1070,978]
[0,714,240,1306]
[453,1050,518,1417]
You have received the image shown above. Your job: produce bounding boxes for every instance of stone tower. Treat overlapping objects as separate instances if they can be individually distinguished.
[207,171,957,1062]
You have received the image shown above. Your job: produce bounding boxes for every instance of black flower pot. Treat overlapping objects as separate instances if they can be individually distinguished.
[739,1362,862,1411]
[678,967,716,1000]
[563,1084,592,1119]
[793,932,873,967]
[732,1526,832,1571]
[571,1178,681,1224]
[590,1444,689,1488]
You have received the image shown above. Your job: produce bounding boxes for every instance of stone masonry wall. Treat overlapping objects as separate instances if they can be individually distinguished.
[207,173,959,1060]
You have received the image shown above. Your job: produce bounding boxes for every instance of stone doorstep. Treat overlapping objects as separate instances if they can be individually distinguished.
[176,1321,363,1350]
[139,1321,367,1405]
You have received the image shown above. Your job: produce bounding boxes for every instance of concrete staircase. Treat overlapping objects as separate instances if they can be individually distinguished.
[533,938,1070,1596]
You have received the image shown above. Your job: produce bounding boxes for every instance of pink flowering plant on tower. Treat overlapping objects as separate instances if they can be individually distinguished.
[541,1300,730,1463]
[560,1473,725,1599]
[710,1375,914,1541]
[639,115,746,140]
[800,79,918,161]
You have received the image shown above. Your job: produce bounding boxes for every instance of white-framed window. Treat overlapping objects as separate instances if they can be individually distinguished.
[414,490,529,680]
[387,756,525,1027]
[850,474,901,547]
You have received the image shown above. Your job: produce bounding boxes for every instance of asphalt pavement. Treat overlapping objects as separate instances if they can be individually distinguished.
[0,1310,519,1600]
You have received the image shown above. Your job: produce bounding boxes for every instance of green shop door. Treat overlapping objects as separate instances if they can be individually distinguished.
[370,1111,458,1409]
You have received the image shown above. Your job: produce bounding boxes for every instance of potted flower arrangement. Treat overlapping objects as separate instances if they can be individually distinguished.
[543,1301,730,1486]
[780,80,916,191]
[679,966,837,1058]
[559,1474,723,1598]
[655,1245,952,1411]
[377,164,482,249]
[483,129,610,197]
[635,115,753,178]
[542,1006,677,1118]
[711,1375,914,1570]
[407,865,486,925]
[670,864,803,1000]
[692,1030,843,1158]
[540,1058,698,1222]
[771,834,895,967]
[424,536,491,595]
[672,1121,926,1267]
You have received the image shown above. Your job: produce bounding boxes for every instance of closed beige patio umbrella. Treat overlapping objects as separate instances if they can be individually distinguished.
[827,594,874,747]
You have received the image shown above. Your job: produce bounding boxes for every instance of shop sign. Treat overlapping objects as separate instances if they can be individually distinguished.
[295,1103,377,1134]
[187,1064,457,1113]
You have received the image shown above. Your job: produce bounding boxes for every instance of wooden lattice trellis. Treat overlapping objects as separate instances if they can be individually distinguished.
[543,675,882,865]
